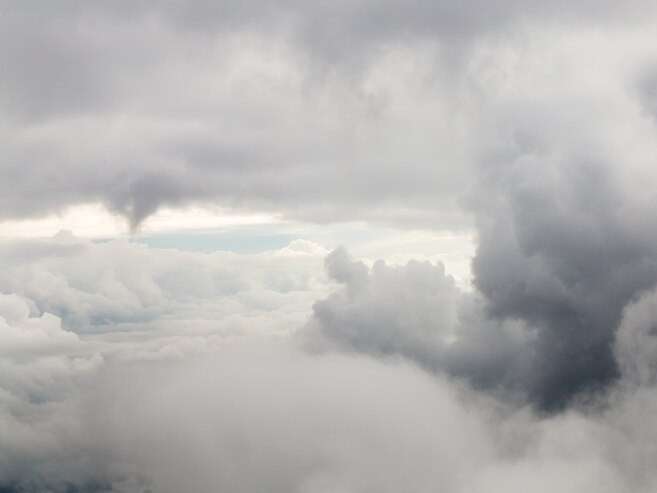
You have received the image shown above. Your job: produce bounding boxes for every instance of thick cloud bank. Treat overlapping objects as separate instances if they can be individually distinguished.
[3,0,657,229]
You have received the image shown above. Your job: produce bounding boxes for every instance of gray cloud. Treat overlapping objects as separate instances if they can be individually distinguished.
[614,286,657,388]
[302,248,533,400]
[3,1,657,229]
[304,247,459,363]
[307,187,657,409]
[470,132,657,407]
[0,0,474,229]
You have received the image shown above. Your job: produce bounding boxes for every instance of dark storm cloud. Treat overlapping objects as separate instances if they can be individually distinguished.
[470,155,657,407]
[306,150,657,409]
[306,148,657,409]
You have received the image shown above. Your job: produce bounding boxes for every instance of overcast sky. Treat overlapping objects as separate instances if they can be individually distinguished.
[4,1,657,492]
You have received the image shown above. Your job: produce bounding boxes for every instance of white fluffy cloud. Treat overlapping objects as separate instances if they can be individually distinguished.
[0,233,330,350]
[0,292,102,487]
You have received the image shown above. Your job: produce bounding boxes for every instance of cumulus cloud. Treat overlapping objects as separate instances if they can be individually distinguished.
[305,214,657,410]
[304,247,459,361]
[0,293,103,490]
[302,247,533,399]
[0,233,329,345]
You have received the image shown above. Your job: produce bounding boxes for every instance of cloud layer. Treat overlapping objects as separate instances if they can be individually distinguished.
[3,0,657,229]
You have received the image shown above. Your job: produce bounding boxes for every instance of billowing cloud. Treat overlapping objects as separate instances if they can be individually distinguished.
[468,92,657,407]
[304,247,459,362]
[306,208,657,410]
[302,247,533,399]
[0,233,331,359]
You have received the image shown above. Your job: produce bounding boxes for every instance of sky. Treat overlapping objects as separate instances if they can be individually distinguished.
[4,1,657,491]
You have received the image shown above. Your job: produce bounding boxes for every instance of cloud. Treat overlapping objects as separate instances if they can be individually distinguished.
[4,1,657,229]
[304,247,459,362]
[614,286,657,388]
[89,349,494,493]
[305,216,657,410]
[1,341,657,492]
[0,0,474,229]
[0,233,329,343]
[445,23,657,408]
[6,1,657,490]
[1,234,657,491]
[469,127,657,407]
[0,294,79,359]
[302,247,533,399]
[0,292,103,490]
